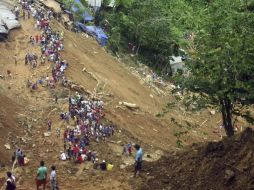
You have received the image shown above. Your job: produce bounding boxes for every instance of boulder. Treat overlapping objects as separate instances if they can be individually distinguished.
[210,110,216,115]
[44,132,51,137]
[4,143,11,150]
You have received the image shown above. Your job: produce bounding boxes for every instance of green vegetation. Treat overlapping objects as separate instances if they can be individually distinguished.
[60,0,90,21]
[97,0,254,137]
[173,0,254,137]
[96,0,194,76]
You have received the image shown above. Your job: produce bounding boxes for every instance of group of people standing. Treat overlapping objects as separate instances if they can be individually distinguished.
[4,0,144,189]
[36,161,58,190]
[60,91,115,165]
[22,1,67,91]
[5,160,58,190]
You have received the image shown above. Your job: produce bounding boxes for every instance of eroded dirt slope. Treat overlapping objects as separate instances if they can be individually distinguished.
[134,128,254,190]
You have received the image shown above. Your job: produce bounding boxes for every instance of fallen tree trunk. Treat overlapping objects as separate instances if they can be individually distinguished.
[119,101,139,109]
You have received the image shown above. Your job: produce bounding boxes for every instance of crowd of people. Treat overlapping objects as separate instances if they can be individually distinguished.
[19,1,67,91]
[4,0,143,189]
[60,91,115,165]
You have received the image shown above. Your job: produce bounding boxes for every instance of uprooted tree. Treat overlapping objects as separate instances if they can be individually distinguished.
[174,0,254,137]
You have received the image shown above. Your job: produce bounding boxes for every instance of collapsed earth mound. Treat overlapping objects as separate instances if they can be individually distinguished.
[0,93,22,165]
[138,128,254,190]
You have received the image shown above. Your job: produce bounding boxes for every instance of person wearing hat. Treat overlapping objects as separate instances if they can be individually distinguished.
[134,144,143,177]
[100,160,107,171]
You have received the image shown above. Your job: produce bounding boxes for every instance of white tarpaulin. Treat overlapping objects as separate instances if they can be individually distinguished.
[4,19,20,30]
[0,25,8,34]
[0,2,20,38]
[0,9,17,20]
[170,56,186,74]
[86,0,102,7]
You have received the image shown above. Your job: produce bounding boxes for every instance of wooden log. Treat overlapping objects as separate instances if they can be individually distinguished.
[119,101,139,109]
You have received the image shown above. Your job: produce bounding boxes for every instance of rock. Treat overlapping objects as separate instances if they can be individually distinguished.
[84,164,90,170]
[32,144,36,148]
[150,94,154,98]
[27,124,32,129]
[4,143,11,150]
[225,169,235,183]
[46,140,52,144]
[44,132,51,137]
[210,110,216,115]
[51,108,58,113]
[120,164,126,169]
[162,179,170,184]
[179,107,185,112]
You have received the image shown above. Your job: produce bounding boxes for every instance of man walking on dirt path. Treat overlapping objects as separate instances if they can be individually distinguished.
[36,161,47,190]
[134,144,143,177]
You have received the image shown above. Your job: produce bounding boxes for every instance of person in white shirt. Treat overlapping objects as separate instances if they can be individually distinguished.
[60,152,67,161]
[50,166,59,190]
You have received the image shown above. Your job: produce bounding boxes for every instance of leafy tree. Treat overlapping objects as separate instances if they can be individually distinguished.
[100,0,198,75]
[61,0,90,21]
[174,0,254,137]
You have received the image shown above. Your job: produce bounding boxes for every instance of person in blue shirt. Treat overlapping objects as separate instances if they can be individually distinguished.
[134,144,143,177]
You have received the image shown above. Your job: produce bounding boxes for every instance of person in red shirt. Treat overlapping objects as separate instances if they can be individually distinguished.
[73,145,79,159]
[35,35,39,43]
[76,153,83,164]
[82,147,87,155]
[63,130,68,142]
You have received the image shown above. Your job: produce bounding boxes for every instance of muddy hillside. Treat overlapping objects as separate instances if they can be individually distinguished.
[134,128,254,190]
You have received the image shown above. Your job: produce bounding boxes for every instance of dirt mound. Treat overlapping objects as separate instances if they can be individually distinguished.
[136,128,254,190]
[0,93,23,164]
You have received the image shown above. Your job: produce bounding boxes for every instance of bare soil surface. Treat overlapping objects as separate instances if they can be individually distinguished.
[134,128,254,190]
